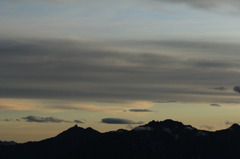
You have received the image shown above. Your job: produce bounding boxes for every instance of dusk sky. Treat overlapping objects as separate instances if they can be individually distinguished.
[1,0,240,142]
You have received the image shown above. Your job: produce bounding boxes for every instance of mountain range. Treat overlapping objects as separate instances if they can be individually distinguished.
[1,119,240,159]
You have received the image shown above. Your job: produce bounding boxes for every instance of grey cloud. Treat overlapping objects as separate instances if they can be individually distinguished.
[128,109,153,112]
[154,0,240,9]
[191,61,231,69]
[233,86,240,93]
[3,118,20,121]
[101,118,144,124]
[135,40,240,57]
[74,120,84,124]
[210,104,221,107]
[0,39,240,104]
[212,87,227,91]
[154,100,177,103]
[22,116,72,123]
[3,119,12,122]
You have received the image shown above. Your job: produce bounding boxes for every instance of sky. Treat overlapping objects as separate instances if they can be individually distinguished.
[1,0,240,142]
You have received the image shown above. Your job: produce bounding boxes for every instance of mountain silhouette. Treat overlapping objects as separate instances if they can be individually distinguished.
[1,119,240,159]
[0,141,17,146]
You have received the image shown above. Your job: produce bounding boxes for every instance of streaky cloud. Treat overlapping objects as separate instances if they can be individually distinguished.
[22,116,72,123]
[128,109,153,112]
[74,120,84,124]
[211,87,227,91]
[0,39,239,104]
[101,118,144,124]
[210,104,221,107]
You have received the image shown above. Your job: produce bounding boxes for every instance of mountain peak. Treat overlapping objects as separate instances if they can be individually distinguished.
[229,123,240,130]
[73,124,78,128]
[55,125,100,140]
[4,119,240,159]
[144,119,184,129]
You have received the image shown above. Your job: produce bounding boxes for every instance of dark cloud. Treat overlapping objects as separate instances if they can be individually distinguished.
[22,116,72,123]
[200,125,214,130]
[74,120,84,124]
[3,119,12,122]
[0,39,239,104]
[154,0,240,9]
[128,109,153,112]
[101,118,143,124]
[154,100,177,103]
[210,104,221,107]
[212,87,227,91]
[3,118,21,121]
[233,86,240,93]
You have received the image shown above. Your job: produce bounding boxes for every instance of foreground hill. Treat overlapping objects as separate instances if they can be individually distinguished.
[1,119,240,159]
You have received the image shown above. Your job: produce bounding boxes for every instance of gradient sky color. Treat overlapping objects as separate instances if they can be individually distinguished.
[1,0,240,142]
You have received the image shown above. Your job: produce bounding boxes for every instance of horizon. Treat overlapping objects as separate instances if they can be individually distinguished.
[1,0,240,143]
[1,118,238,143]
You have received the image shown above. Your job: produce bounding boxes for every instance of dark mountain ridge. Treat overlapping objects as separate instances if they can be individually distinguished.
[1,119,240,159]
[0,141,17,146]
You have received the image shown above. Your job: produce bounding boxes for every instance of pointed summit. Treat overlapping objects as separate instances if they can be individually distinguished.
[73,124,78,128]
[229,123,240,130]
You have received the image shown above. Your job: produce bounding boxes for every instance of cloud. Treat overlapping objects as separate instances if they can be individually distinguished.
[2,118,21,122]
[74,120,84,124]
[154,100,177,103]
[48,104,126,114]
[101,118,144,124]
[225,121,235,125]
[200,125,214,130]
[128,109,153,112]
[233,86,240,93]
[3,119,13,122]
[0,39,239,105]
[210,104,221,107]
[225,121,240,125]
[211,87,227,91]
[154,0,240,10]
[48,105,81,110]
[22,116,72,123]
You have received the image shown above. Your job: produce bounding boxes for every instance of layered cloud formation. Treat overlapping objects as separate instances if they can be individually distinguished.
[0,39,239,106]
